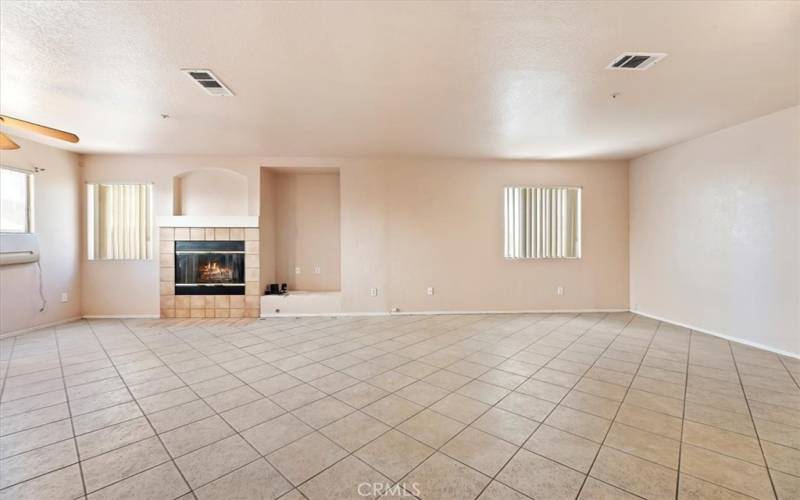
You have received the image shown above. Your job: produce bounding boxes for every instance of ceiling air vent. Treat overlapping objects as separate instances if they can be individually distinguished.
[606,53,667,71]
[181,69,234,96]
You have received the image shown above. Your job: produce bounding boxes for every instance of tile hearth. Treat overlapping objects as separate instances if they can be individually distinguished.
[0,313,798,499]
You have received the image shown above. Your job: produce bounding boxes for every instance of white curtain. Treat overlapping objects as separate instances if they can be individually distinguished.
[88,184,152,260]
[504,186,581,259]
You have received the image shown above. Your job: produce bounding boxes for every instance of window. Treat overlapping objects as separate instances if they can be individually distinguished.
[87,183,153,260]
[504,186,581,259]
[0,167,34,233]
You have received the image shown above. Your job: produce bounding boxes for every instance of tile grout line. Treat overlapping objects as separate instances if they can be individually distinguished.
[673,327,693,499]
[727,341,780,499]
[573,317,668,499]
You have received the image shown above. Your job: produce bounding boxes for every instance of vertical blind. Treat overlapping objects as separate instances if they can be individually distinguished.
[504,186,581,259]
[87,183,153,260]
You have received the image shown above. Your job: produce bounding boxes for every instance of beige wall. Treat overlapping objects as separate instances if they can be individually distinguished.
[269,171,341,291]
[339,159,629,312]
[630,106,800,356]
[78,154,627,317]
[0,137,82,334]
[80,155,261,316]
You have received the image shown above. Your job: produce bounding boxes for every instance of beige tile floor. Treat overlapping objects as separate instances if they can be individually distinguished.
[1,313,798,499]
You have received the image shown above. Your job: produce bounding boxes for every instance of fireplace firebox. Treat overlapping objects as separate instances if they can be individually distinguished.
[175,241,245,295]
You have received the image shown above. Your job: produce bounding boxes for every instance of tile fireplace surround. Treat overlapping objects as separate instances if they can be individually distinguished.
[159,227,260,318]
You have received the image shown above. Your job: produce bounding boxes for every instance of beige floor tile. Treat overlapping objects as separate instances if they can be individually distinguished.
[517,379,571,403]
[0,463,84,500]
[423,370,471,391]
[148,399,215,434]
[624,389,684,418]
[368,370,416,392]
[71,401,142,436]
[544,406,612,443]
[160,415,235,457]
[241,413,313,455]
[0,439,78,489]
[680,443,774,499]
[76,417,154,459]
[204,385,262,413]
[194,458,291,500]
[442,427,518,476]
[524,424,599,473]
[270,383,327,411]
[430,393,490,424]
[292,396,354,429]
[397,409,465,448]
[498,448,585,499]
[333,382,388,408]
[677,473,754,500]
[496,392,555,421]
[267,432,347,485]
[574,378,628,402]
[477,480,532,500]
[533,367,582,388]
[684,401,756,436]
[456,380,511,405]
[478,369,528,389]
[363,394,423,426]
[762,440,800,477]
[605,422,680,468]
[0,403,70,436]
[405,452,491,500]
[355,430,434,481]
[82,436,169,493]
[250,374,303,397]
[300,455,389,500]
[308,372,360,394]
[0,419,73,459]
[754,418,800,450]
[590,446,677,500]
[320,411,390,452]
[772,469,800,500]
[614,401,683,440]
[88,461,189,500]
[682,420,764,465]
[472,407,539,446]
[175,434,259,489]
[560,389,620,419]
[395,380,450,406]
[578,477,641,499]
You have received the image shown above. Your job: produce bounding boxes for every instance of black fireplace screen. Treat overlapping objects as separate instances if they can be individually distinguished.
[175,240,245,295]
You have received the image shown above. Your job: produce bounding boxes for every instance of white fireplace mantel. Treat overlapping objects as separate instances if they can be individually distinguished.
[156,216,259,228]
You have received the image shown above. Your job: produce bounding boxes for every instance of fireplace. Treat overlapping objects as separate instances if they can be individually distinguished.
[174,240,245,295]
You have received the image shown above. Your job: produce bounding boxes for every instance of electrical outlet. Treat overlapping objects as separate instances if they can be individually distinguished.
[556,286,564,296]
[369,288,378,297]
[60,292,68,303]
[427,287,434,296]
[295,267,301,274]
[314,266,321,274]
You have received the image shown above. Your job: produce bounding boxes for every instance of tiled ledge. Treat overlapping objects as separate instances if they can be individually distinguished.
[158,226,261,319]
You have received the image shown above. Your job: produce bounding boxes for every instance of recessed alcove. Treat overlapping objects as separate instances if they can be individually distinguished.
[173,168,248,216]
[259,167,341,296]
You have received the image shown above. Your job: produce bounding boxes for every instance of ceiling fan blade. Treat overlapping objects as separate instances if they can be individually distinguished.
[0,132,21,150]
[0,115,79,143]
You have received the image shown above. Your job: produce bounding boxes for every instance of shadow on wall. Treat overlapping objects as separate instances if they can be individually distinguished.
[173,168,248,216]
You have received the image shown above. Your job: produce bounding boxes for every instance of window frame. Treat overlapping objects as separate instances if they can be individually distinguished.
[0,166,35,234]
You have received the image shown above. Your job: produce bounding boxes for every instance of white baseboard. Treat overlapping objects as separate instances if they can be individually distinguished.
[82,314,161,319]
[0,316,83,339]
[632,309,800,360]
[260,308,629,319]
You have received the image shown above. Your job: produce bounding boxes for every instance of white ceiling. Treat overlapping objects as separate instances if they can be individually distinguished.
[1,1,798,159]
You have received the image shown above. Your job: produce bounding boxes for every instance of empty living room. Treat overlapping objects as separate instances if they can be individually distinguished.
[0,1,798,499]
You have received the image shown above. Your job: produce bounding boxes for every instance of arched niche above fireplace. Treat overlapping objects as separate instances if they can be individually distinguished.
[173,168,248,216]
